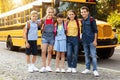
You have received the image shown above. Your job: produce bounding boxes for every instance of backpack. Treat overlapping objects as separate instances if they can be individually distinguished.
[23,21,30,40]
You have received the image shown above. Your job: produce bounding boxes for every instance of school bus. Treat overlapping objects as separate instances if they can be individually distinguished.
[0,0,118,59]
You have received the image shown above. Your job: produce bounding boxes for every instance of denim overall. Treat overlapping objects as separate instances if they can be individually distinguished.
[42,20,54,45]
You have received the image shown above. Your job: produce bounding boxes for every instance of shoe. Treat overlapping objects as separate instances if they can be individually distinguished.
[39,67,47,73]
[61,69,65,73]
[32,66,39,72]
[66,68,72,72]
[55,68,60,73]
[93,70,99,77]
[72,68,77,73]
[81,69,90,74]
[28,66,33,73]
[46,66,52,72]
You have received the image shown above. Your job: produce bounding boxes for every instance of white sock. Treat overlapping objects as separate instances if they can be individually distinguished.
[28,64,31,67]
[31,64,35,67]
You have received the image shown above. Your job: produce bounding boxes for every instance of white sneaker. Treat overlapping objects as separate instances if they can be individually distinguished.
[66,68,72,72]
[61,69,65,73]
[55,68,60,73]
[81,69,90,74]
[32,66,39,72]
[39,67,47,73]
[93,70,99,77]
[28,66,33,73]
[72,68,77,73]
[46,66,52,72]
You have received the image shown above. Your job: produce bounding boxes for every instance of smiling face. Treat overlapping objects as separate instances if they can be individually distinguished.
[81,8,89,19]
[57,17,63,24]
[30,11,38,22]
[46,7,54,19]
[31,14,38,22]
[68,11,76,20]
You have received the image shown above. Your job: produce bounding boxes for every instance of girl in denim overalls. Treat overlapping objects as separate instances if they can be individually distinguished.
[39,7,56,72]
[54,13,66,73]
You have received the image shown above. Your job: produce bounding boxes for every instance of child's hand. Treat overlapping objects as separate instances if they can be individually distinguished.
[26,42,30,48]
[93,40,97,47]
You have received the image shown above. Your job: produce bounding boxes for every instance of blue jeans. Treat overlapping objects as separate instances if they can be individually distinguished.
[67,36,79,68]
[83,43,98,71]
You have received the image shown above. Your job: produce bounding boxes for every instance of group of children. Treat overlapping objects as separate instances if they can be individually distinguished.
[24,6,99,77]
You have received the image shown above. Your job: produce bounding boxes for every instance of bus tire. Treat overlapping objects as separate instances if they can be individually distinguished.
[6,37,19,51]
[97,48,114,59]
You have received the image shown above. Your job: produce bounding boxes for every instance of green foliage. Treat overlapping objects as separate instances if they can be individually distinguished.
[116,29,120,43]
[96,0,118,21]
[107,10,120,28]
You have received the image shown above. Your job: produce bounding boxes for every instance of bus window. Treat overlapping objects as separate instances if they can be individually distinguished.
[1,18,4,26]
[33,6,41,19]
[10,15,13,25]
[25,10,30,22]
[42,2,52,17]
[4,17,7,25]
[13,14,17,24]
[0,19,1,26]
[21,11,25,23]
[55,1,96,18]
[17,13,21,23]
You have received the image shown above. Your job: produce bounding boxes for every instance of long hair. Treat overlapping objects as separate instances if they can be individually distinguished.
[67,10,78,20]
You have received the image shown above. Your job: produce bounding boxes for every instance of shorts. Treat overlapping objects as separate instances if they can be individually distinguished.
[42,37,54,46]
[26,40,38,55]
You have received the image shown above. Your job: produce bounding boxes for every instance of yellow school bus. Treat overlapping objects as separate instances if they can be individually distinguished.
[0,0,119,59]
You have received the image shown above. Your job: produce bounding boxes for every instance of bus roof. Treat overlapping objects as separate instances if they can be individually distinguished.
[96,20,110,25]
[0,1,42,18]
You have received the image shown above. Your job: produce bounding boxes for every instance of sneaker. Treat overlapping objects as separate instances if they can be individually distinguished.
[93,70,99,77]
[81,69,90,74]
[39,67,47,73]
[46,66,52,72]
[32,66,39,72]
[66,68,72,72]
[72,68,77,73]
[55,68,60,73]
[28,66,33,73]
[61,69,65,73]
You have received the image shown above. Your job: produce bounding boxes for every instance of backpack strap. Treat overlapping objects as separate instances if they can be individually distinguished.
[75,20,80,39]
[54,21,66,37]
[26,21,30,41]
[90,17,95,32]
[65,20,80,38]
[41,18,55,33]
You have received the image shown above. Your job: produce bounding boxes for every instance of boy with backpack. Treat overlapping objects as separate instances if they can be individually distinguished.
[80,6,99,77]
[24,10,40,73]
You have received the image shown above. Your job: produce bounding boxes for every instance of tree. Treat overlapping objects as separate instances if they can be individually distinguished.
[96,0,119,21]
[107,10,120,28]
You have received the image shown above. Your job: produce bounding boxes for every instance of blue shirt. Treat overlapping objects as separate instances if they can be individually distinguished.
[82,15,98,44]
[25,20,39,40]
[55,24,66,40]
